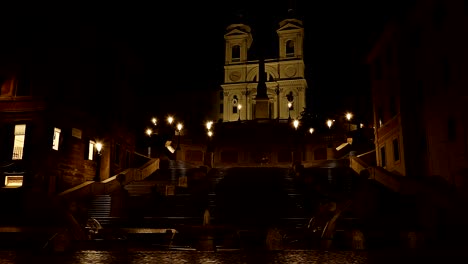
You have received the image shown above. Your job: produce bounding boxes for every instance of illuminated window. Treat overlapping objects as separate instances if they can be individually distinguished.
[88,141,96,160]
[5,175,23,187]
[12,124,26,160]
[286,40,295,57]
[52,127,61,150]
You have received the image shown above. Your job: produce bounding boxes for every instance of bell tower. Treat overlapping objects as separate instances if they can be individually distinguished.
[220,7,308,122]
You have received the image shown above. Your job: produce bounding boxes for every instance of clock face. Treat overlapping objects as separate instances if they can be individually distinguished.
[285,66,297,77]
[229,71,241,81]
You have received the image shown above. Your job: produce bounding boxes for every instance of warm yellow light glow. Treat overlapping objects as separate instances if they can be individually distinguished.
[327,119,333,129]
[346,112,353,121]
[96,142,102,154]
[167,116,174,125]
[207,130,213,137]
[309,128,314,134]
[151,117,157,126]
[177,123,183,132]
[288,102,292,109]
[146,128,152,136]
[238,104,242,110]
[206,121,213,130]
[293,119,299,129]
[5,176,23,187]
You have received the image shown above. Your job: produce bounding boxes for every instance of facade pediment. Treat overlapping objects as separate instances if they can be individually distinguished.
[225,28,251,38]
[277,19,303,32]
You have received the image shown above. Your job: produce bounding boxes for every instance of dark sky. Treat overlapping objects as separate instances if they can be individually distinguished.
[1,0,408,119]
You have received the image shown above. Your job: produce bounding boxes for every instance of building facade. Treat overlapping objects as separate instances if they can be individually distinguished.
[366,0,468,244]
[0,25,141,196]
[219,18,308,122]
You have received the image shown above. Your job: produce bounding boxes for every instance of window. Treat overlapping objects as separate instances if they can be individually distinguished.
[286,40,295,57]
[52,127,61,150]
[393,138,400,162]
[232,45,240,62]
[380,145,386,167]
[88,141,96,160]
[233,106,238,114]
[12,124,26,160]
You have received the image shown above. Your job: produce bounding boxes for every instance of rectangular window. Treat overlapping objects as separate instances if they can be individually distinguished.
[88,141,96,160]
[233,106,237,114]
[393,138,400,162]
[12,124,26,160]
[220,103,223,114]
[52,127,61,150]
[380,146,386,167]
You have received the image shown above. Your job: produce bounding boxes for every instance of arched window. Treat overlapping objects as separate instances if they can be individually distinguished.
[286,40,295,57]
[232,45,240,62]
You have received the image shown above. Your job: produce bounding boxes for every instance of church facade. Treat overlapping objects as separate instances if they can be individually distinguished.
[219,17,308,122]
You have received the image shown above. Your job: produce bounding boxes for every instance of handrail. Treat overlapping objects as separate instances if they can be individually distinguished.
[58,158,160,200]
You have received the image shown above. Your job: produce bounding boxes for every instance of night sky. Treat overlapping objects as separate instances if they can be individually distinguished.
[0,0,409,121]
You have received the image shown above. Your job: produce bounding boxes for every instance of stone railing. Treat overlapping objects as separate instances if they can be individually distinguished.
[349,150,401,192]
[58,158,160,201]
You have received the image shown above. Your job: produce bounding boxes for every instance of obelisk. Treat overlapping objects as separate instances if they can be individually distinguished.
[254,54,270,119]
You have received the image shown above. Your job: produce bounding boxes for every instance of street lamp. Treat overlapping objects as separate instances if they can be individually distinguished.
[146,128,152,157]
[206,121,213,131]
[167,116,174,126]
[288,102,292,122]
[326,119,333,129]
[176,123,183,150]
[151,117,157,126]
[309,128,314,134]
[94,142,102,182]
[345,112,353,133]
[293,119,299,130]
[237,104,242,121]
[291,119,300,166]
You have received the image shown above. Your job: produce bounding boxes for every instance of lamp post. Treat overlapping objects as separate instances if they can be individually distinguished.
[288,102,292,122]
[146,128,152,157]
[94,142,102,182]
[176,123,183,150]
[205,121,214,167]
[237,104,242,121]
[345,112,352,133]
[167,116,174,126]
[292,119,300,166]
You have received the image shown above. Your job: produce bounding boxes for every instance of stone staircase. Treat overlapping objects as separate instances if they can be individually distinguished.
[87,195,112,225]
